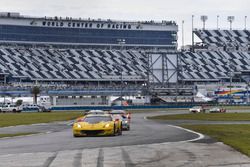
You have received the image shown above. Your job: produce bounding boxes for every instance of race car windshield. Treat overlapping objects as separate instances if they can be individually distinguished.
[110,111,126,114]
[112,115,122,120]
[84,116,112,123]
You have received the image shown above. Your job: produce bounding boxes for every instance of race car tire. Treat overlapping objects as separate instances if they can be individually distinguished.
[118,123,122,135]
[113,124,117,136]
[73,134,79,137]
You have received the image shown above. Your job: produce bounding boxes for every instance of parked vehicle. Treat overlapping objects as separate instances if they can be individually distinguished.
[21,104,51,112]
[0,103,23,113]
[38,105,52,112]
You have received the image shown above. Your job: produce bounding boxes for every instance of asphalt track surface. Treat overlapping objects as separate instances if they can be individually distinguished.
[0,111,197,155]
[0,110,250,167]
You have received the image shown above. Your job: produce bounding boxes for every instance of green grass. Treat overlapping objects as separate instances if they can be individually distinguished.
[223,106,250,110]
[0,112,82,127]
[149,113,250,121]
[127,106,250,113]
[182,124,250,156]
[148,112,250,156]
[0,133,37,138]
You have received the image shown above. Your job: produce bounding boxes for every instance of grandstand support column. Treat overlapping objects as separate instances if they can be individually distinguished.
[107,96,112,106]
[162,54,165,87]
[117,38,126,106]
[51,96,57,106]
[145,52,151,98]
[177,52,183,87]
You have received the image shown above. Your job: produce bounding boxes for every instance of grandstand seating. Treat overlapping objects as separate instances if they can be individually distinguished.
[180,51,250,80]
[0,47,147,81]
[1,45,250,83]
[179,29,250,81]
[194,29,250,49]
[1,28,250,84]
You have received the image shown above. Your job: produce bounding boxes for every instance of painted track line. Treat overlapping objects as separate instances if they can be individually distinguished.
[167,124,204,142]
[144,116,204,142]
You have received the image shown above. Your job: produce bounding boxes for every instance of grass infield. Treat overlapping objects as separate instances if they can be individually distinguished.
[149,113,250,121]
[149,113,250,156]
[181,124,250,156]
[0,112,82,127]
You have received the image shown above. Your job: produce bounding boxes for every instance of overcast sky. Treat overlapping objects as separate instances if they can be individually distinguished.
[1,0,249,47]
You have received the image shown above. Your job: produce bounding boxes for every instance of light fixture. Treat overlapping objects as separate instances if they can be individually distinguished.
[227,16,235,30]
[200,15,208,30]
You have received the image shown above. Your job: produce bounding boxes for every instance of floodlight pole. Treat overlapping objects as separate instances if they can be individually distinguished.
[217,15,219,29]
[245,16,247,30]
[181,20,184,50]
[200,15,208,30]
[192,15,194,52]
[227,16,235,30]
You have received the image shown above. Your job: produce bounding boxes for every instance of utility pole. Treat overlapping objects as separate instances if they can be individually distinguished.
[227,16,235,30]
[217,15,219,29]
[245,16,247,30]
[192,15,194,52]
[200,15,208,30]
[181,20,184,50]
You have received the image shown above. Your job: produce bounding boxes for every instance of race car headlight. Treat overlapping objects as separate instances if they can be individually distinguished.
[104,124,110,128]
[76,123,82,128]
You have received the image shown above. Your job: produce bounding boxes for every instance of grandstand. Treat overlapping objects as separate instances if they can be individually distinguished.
[0,47,147,82]
[0,12,178,50]
[181,29,250,82]
[180,29,250,103]
[180,50,250,81]
[0,12,178,85]
[194,29,250,50]
[1,12,250,105]
[0,12,181,105]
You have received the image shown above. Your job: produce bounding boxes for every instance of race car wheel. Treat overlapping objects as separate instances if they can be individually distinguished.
[113,124,117,136]
[118,123,122,135]
[73,134,79,137]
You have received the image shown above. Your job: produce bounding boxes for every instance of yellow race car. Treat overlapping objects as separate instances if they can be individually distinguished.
[73,114,122,137]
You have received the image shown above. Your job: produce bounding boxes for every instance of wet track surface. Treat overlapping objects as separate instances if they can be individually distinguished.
[0,110,250,167]
[0,111,197,155]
